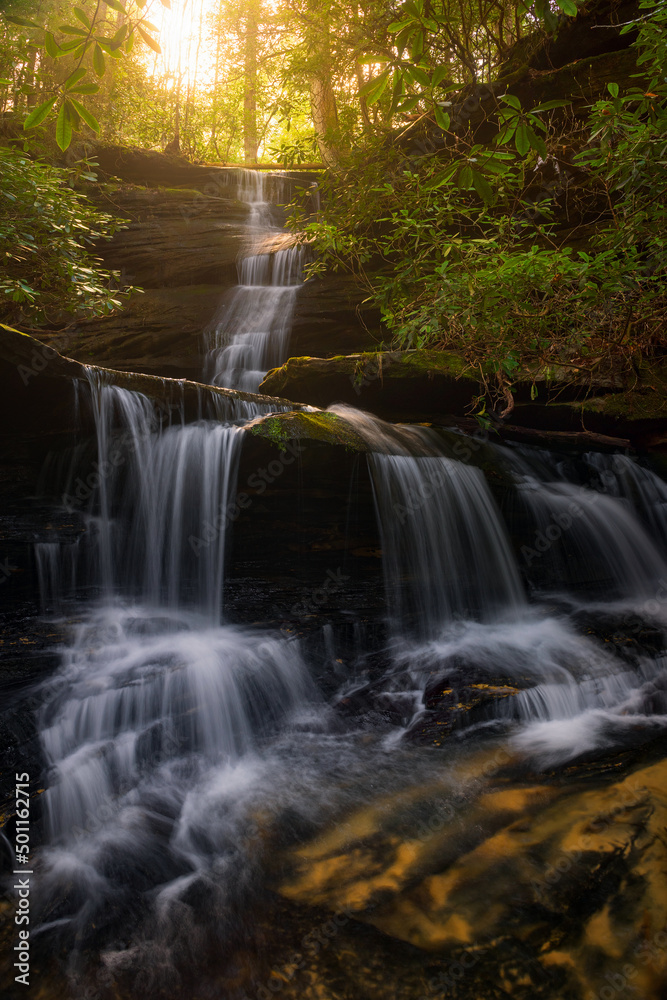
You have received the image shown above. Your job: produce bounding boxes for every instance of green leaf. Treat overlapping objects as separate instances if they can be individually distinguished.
[396,96,419,113]
[531,99,572,111]
[458,164,473,190]
[93,44,106,77]
[137,26,162,54]
[96,39,123,57]
[366,69,390,106]
[71,41,92,61]
[0,79,12,86]
[404,1,423,17]
[526,127,547,157]
[64,68,87,90]
[472,170,495,204]
[358,53,389,65]
[388,18,413,32]
[4,15,39,28]
[359,73,380,97]
[59,24,89,36]
[405,65,430,87]
[73,7,91,29]
[554,0,578,15]
[515,122,531,156]
[57,38,85,52]
[410,30,424,61]
[104,0,128,12]
[111,24,128,48]
[434,106,450,131]
[69,83,100,95]
[125,31,135,54]
[395,25,414,53]
[495,124,516,145]
[501,94,522,110]
[478,156,511,175]
[65,99,81,129]
[431,66,452,88]
[44,31,62,58]
[56,102,73,150]
[607,82,619,98]
[24,95,58,129]
[68,98,100,134]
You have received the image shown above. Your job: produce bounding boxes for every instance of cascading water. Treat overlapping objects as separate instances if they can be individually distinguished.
[327,405,667,760]
[327,406,524,638]
[30,373,319,964]
[205,170,307,391]
[23,388,667,994]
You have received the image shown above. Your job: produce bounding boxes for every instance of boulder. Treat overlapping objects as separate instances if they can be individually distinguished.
[259,351,667,450]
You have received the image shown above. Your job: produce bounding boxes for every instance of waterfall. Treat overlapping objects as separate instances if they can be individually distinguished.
[25,389,667,985]
[501,444,667,599]
[205,170,307,391]
[329,404,524,638]
[326,405,667,764]
[34,370,316,904]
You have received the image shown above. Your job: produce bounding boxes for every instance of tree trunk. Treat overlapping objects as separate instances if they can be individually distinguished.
[243,0,260,163]
[308,23,339,168]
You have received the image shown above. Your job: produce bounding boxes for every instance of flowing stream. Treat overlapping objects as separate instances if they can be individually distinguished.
[204,171,307,391]
[19,178,667,995]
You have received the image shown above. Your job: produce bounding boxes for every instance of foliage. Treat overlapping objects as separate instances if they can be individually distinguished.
[0,145,137,324]
[296,0,667,410]
[1,0,167,150]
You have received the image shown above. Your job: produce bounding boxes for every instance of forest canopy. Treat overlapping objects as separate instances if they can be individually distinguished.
[0,0,665,407]
[0,0,583,162]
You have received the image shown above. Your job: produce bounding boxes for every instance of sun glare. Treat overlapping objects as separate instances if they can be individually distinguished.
[141,0,219,90]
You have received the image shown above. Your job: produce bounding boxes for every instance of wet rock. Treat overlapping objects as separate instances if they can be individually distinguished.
[260,351,667,451]
[246,409,369,451]
[0,324,299,452]
[273,741,667,999]
[408,670,527,745]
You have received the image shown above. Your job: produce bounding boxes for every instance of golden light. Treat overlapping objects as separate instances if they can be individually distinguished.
[138,0,220,90]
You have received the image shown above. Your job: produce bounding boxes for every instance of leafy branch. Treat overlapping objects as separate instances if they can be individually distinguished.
[5,0,170,149]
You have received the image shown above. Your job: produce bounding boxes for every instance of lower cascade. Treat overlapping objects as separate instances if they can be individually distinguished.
[15,379,667,997]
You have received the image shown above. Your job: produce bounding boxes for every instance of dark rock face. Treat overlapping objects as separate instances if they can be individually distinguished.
[30,181,384,382]
[289,276,383,359]
[60,287,219,382]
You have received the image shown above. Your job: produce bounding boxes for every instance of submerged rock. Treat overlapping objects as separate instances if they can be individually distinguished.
[273,740,667,999]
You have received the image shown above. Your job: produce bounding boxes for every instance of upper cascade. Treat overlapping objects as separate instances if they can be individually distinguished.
[205,169,308,392]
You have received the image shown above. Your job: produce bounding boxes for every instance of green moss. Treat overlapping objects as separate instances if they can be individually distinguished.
[248,410,368,451]
[265,350,479,387]
[581,389,667,421]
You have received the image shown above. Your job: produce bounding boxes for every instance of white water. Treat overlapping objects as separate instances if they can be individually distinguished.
[205,171,307,391]
[27,393,667,984]
[327,406,667,760]
[329,405,523,637]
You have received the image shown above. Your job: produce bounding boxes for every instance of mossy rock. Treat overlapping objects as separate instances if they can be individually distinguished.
[259,351,482,419]
[247,409,368,451]
[258,350,623,424]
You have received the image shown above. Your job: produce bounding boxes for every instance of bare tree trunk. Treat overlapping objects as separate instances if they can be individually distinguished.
[309,23,339,168]
[243,0,259,163]
[210,3,223,157]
